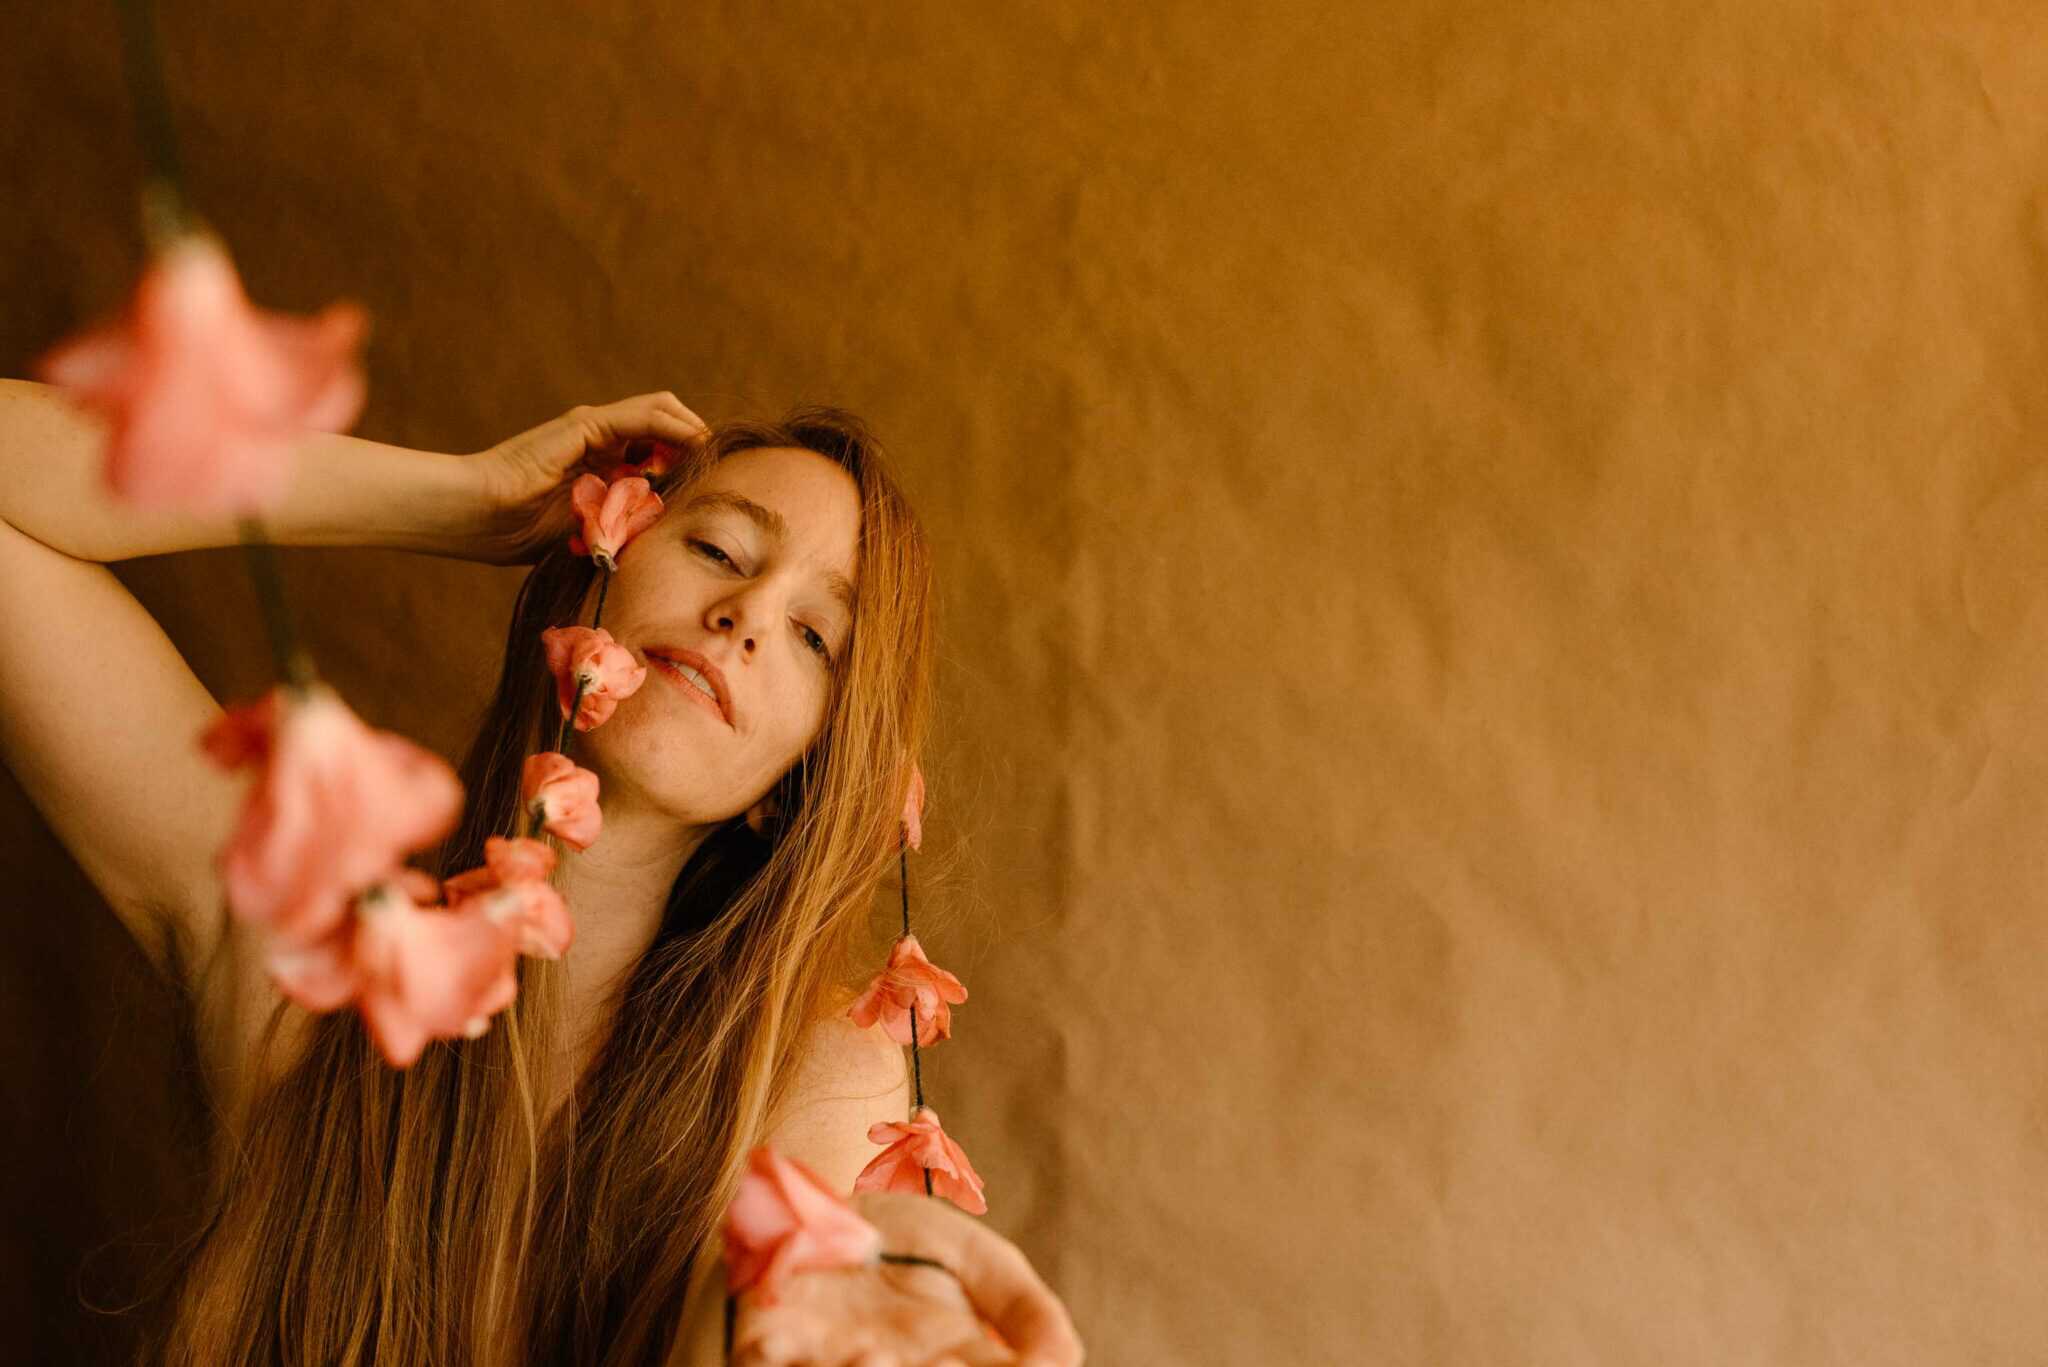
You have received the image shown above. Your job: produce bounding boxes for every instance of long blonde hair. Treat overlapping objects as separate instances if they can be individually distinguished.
[144,409,937,1364]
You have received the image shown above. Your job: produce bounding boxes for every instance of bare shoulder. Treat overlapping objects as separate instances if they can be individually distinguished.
[765,988,911,1195]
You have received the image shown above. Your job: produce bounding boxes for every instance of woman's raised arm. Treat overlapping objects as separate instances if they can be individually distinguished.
[0,378,704,1048]
[0,378,486,564]
[0,379,499,997]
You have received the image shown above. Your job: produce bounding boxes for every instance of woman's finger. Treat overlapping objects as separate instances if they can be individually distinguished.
[939,1225,1080,1367]
[644,389,710,433]
[853,1196,1081,1367]
[599,390,709,437]
[564,395,707,459]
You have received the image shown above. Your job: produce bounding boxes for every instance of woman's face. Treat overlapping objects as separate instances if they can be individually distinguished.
[574,445,861,824]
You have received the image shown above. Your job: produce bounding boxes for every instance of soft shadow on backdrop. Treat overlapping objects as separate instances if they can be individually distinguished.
[10,2,2048,1363]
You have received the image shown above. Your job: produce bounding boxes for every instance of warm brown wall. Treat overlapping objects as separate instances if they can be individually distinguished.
[10,2,2048,1362]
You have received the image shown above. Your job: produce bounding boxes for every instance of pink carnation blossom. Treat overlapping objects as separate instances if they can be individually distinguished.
[847,934,967,1047]
[32,230,368,514]
[350,880,520,1066]
[261,920,359,1012]
[540,625,647,730]
[722,1145,883,1306]
[901,761,926,852]
[443,835,573,959]
[198,683,464,945]
[389,866,443,905]
[854,1105,988,1215]
[260,861,454,1012]
[521,751,602,850]
[566,473,664,570]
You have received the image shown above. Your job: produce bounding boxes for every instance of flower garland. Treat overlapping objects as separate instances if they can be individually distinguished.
[37,0,1001,1347]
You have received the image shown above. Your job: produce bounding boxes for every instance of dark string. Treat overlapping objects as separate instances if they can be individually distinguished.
[878,1252,954,1275]
[900,829,933,1197]
[111,0,198,245]
[529,566,607,836]
[236,517,316,693]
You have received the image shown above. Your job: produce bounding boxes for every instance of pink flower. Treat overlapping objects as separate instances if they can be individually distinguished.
[901,760,926,852]
[587,437,685,484]
[390,867,443,905]
[540,625,647,730]
[854,1106,987,1215]
[261,920,359,1012]
[198,683,464,945]
[32,231,368,514]
[443,835,573,959]
[566,473,664,569]
[847,935,967,1047]
[521,751,602,850]
[722,1145,883,1306]
[350,880,520,1067]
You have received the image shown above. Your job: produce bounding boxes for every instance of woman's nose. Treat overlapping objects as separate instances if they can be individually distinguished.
[709,608,756,653]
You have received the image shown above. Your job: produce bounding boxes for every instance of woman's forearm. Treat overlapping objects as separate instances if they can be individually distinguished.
[0,378,488,564]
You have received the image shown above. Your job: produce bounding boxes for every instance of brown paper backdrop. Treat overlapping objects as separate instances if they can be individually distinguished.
[10,2,2048,1362]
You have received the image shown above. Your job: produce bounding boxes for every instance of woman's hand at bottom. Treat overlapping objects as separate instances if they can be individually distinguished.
[730,1191,1084,1367]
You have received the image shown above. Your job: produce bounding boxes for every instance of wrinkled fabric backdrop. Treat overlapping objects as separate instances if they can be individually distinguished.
[8,2,2048,1363]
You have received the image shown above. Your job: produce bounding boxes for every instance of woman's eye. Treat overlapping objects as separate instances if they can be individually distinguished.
[799,624,832,662]
[691,540,734,566]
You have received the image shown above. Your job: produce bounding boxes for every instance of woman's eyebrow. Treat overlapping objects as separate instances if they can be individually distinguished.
[684,490,855,611]
[683,489,787,539]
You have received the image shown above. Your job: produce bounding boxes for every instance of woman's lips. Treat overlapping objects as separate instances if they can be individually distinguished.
[649,656,730,726]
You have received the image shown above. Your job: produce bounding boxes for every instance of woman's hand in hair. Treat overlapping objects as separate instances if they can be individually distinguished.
[730,1190,1084,1367]
[459,393,708,566]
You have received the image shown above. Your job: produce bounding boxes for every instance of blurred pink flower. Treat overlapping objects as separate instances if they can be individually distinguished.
[521,751,602,850]
[443,835,573,959]
[901,761,926,852]
[389,867,443,905]
[854,1106,987,1216]
[723,1145,883,1306]
[566,473,664,570]
[198,683,463,945]
[847,934,967,1047]
[350,879,520,1067]
[261,866,447,1012]
[540,625,647,731]
[32,230,368,514]
[261,920,359,1012]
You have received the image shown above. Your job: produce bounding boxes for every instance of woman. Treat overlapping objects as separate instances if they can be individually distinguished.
[0,382,1082,1366]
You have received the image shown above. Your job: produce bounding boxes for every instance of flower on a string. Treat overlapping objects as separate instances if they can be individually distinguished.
[198,682,463,945]
[723,1145,883,1306]
[261,920,358,1012]
[567,473,663,570]
[541,626,647,731]
[587,436,685,484]
[521,751,602,849]
[255,876,520,1066]
[350,879,520,1067]
[847,934,967,1047]
[390,866,443,905]
[854,1106,987,1215]
[901,760,926,852]
[32,230,369,514]
[443,835,573,959]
